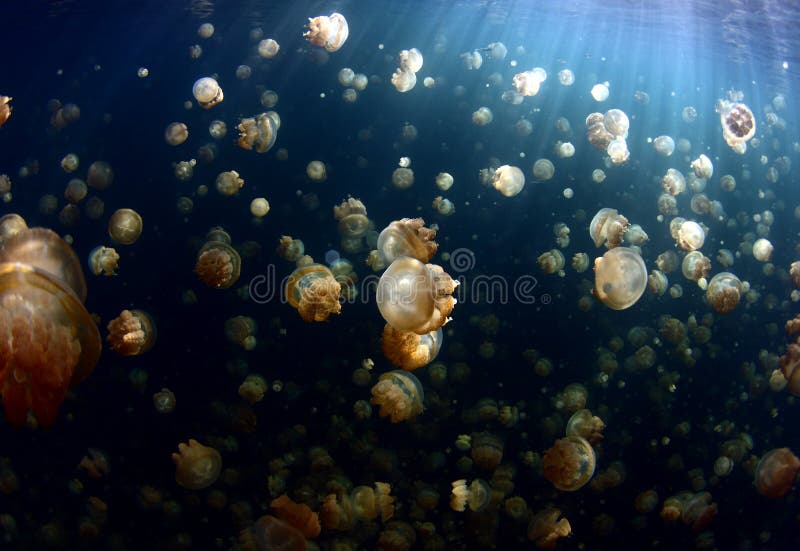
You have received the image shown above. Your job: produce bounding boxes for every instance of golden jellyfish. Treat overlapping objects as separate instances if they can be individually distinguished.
[250,197,270,218]
[64,178,87,204]
[0,213,28,243]
[589,208,628,249]
[512,69,546,96]
[370,370,424,423]
[471,106,493,126]
[192,77,223,109]
[153,388,176,413]
[538,249,565,275]
[780,337,800,395]
[257,38,280,59]
[338,67,355,86]
[225,316,257,350]
[449,479,490,512]
[706,272,743,313]
[215,170,244,196]
[717,99,756,150]
[592,169,606,183]
[270,494,321,539]
[0,95,11,127]
[392,167,414,189]
[284,264,342,322]
[594,247,647,310]
[492,164,525,197]
[304,12,349,52]
[382,324,442,371]
[60,153,79,173]
[558,68,575,86]
[662,168,686,196]
[277,235,305,262]
[720,174,736,192]
[532,158,555,181]
[172,439,221,490]
[208,120,227,139]
[239,374,267,404]
[566,409,605,444]
[648,269,668,296]
[237,111,280,153]
[108,208,143,245]
[607,138,630,164]
[591,82,609,101]
[471,431,504,469]
[106,309,156,356]
[376,218,437,264]
[653,135,675,156]
[691,154,713,179]
[572,252,590,273]
[195,232,241,289]
[432,196,455,216]
[485,41,507,59]
[528,507,571,549]
[543,435,596,491]
[251,515,307,551]
[334,197,369,239]
[87,161,113,191]
[88,246,119,276]
[681,251,711,282]
[164,122,188,146]
[0,227,101,427]
[755,448,800,498]
[753,238,773,262]
[399,48,423,73]
[377,257,457,334]
[676,220,705,251]
[306,160,327,182]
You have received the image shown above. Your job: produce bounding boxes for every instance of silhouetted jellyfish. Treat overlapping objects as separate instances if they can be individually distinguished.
[108,208,142,245]
[304,12,349,52]
[284,264,342,322]
[370,370,423,423]
[382,324,442,371]
[528,507,571,549]
[471,431,504,470]
[172,439,221,489]
[87,161,114,191]
[754,448,800,498]
[589,208,628,249]
[450,479,490,512]
[492,164,525,197]
[706,272,744,313]
[376,218,437,264]
[270,494,321,539]
[237,111,280,153]
[195,230,241,289]
[0,95,11,126]
[377,257,457,334]
[594,247,647,310]
[543,435,596,491]
[153,388,176,413]
[0,227,101,427]
[106,309,156,356]
[192,77,223,109]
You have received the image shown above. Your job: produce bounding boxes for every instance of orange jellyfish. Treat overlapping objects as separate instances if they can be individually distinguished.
[543,435,596,491]
[108,208,143,245]
[528,507,572,549]
[0,213,27,244]
[304,12,349,52]
[381,324,442,371]
[172,439,222,489]
[270,494,321,539]
[195,229,241,289]
[0,95,11,127]
[370,370,424,423]
[252,515,308,551]
[334,197,370,239]
[284,264,342,322]
[106,309,156,356]
[754,448,800,498]
[237,111,280,153]
[0,227,101,427]
[376,218,438,264]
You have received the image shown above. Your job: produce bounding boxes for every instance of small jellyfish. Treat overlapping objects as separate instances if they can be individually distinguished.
[392,167,414,189]
[681,251,711,282]
[250,198,270,218]
[512,69,546,96]
[284,264,342,322]
[653,135,675,156]
[691,154,714,179]
[370,370,424,423]
[662,168,686,196]
[593,247,648,310]
[589,208,628,249]
[192,77,224,109]
[543,435,596,491]
[492,165,525,197]
[648,270,668,296]
[528,507,572,548]
[752,238,773,262]
[0,213,27,243]
[717,99,756,150]
[306,160,327,182]
[538,249,565,275]
[153,388,176,413]
[87,161,113,191]
[164,122,188,146]
[706,272,743,313]
[195,232,241,289]
[88,246,119,276]
[450,479,490,512]
[376,218,437,264]
[60,153,79,173]
[676,220,705,251]
[225,316,257,350]
[754,448,800,498]
[532,158,555,181]
[472,106,493,126]
[304,12,349,52]
[432,196,455,216]
[277,235,305,262]
[239,374,268,404]
[237,111,280,154]
[172,439,222,490]
[398,48,424,73]
[558,69,575,86]
[106,309,156,356]
[382,325,442,371]
[108,208,143,245]
[257,38,280,58]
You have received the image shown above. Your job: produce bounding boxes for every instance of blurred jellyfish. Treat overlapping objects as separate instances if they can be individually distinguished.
[528,507,572,548]
[653,135,675,156]
[399,48,423,73]
[754,448,800,498]
[538,249,565,275]
[391,69,417,93]
[461,50,483,70]
[215,170,244,196]
[558,69,575,86]
[532,159,555,181]
[435,172,454,191]
[472,107,493,126]
[450,479,490,512]
[432,196,455,216]
[304,12,349,52]
[590,82,609,101]
[88,246,119,276]
[392,167,414,189]
[594,247,647,310]
[682,106,697,123]
[513,68,547,96]
[172,439,221,489]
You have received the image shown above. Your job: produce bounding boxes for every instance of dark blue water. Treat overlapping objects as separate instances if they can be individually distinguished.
[1,0,799,549]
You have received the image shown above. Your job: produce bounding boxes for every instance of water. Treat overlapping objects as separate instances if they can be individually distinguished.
[1,0,799,548]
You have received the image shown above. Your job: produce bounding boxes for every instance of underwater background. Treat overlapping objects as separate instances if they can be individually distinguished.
[1,0,800,549]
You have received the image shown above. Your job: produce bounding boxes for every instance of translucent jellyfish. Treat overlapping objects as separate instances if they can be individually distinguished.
[277,235,305,262]
[0,213,27,243]
[257,38,280,59]
[492,165,525,197]
[717,100,756,150]
[706,272,743,313]
[106,309,156,356]
[250,198,270,218]
[197,22,214,38]
[338,67,355,86]
[607,138,630,164]
[589,208,628,249]
[650,136,675,158]
[558,69,575,86]
[532,159,555,181]
[306,160,327,182]
[528,507,571,548]
[215,170,244,196]
[592,169,606,183]
[754,448,800,498]
[485,41,507,60]
[543,435,596,491]
[604,109,629,137]
[435,172,454,191]
[260,90,279,109]
[0,228,101,427]
[513,69,546,97]
[460,50,483,70]
[195,233,241,289]
[676,220,705,251]
[252,516,307,551]
[624,224,648,247]
[88,246,119,276]
[270,494,321,539]
[304,12,349,52]
[555,141,575,158]
[60,153,79,173]
[566,409,605,444]
[225,316,257,350]
[108,208,143,245]
[450,479,490,512]
[662,168,686,196]
[591,82,609,101]
[284,264,342,322]
[172,439,221,490]
[239,374,267,403]
[538,249,565,275]
[192,77,223,109]
[376,218,437,264]
[752,238,773,262]
[237,111,280,153]
[399,48,423,73]
[572,252,590,273]
[648,270,668,296]
[392,167,414,189]
[432,196,455,216]
[382,325,442,371]
[0,95,11,127]
[472,107,493,126]
[342,88,357,103]
[681,251,711,282]
[585,112,614,152]
[391,69,417,92]
[370,370,424,423]
[377,258,456,334]
[164,122,188,146]
[593,247,647,310]
[691,154,713,179]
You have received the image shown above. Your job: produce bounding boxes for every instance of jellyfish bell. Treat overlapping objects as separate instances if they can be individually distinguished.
[0,213,28,244]
[195,240,241,289]
[172,439,222,490]
[706,272,743,313]
[376,218,437,264]
[543,435,597,491]
[593,247,647,310]
[370,370,424,423]
[398,48,423,73]
[589,208,628,249]
[107,309,157,356]
[237,112,279,154]
[0,95,11,127]
[284,264,342,322]
[492,165,525,197]
[382,325,442,371]
[192,77,223,109]
[304,12,349,52]
[718,100,756,149]
[754,448,800,498]
[676,220,705,251]
[108,208,143,246]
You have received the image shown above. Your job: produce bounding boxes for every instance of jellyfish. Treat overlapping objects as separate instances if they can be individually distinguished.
[648,270,668,296]
[706,272,743,313]
[108,208,143,245]
[472,106,493,126]
[106,309,156,356]
[586,113,614,152]
[250,198,270,218]
[753,448,800,498]
[681,251,711,282]
[461,50,483,70]
[492,165,525,197]
[538,249,565,275]
[0,214,27,244]
[752,238,773,262]
[172,439,221,490]
[528,507,571,549]
[304,12,349,52]
[676,220,705,251]
[0,95,11,126]
[566,409,605,444]
[589,208,629,249]
[153,388,176,413]
[432,196,455,216]
[239,374,267,404]
[717,99,756,150]
[471,431,504,470]
[376,218,437,264]
[450,479,490,512]
[691,154,713,179]
[237,111,280,153]
[591,82,609,101]
[270,494,321,539]
[257,38,280,58]
[558,69,575,86]
[285,264,342,322]
[195,231,241,289]
[593,247,647,310]
[653,135,675,156]
[543,435,596,491]
[513,69,546,97]
[334,198,369,239]
[377,257,457,334]
[382,324,442,371]
[306,160,327,182]
[399,48,423,73]
[215,170,244,196]
[532,158,555,181]
[0,227,101,427]
[192,77,223,109]
[370,370,424,423]
[662,168,686,196]
[392,167,415,189]
[164,122,188,146]
[225,316,257,350]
